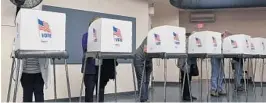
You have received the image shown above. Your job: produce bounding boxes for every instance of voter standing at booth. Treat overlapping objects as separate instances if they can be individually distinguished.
[11,41,51,102]
[210,32,229,96]
[81,17,119,102]
[232,58,245,91]
[177,33,198,101]
[133,37,153,102]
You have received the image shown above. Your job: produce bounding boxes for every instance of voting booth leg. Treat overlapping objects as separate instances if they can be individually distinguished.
[206,58,210,102]
[114,60,118,102]
[96,59,102,102]
[242,58,248,102]
[131,63,137,101]
[261,59,264,96]
[138,60,146,102]
[64,59,72,101]
[163,58,167,102]
[200,58,203,101]
[6,58,16,102]
[79,58,87,102]
[150,64,154,102]
[252,59,257,99]
[52,58,57,101]
[227,58,232,102]
[12,59,21,102]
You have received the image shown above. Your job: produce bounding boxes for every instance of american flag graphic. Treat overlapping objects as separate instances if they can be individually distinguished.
[262,42,265,50]
[38,19,51,33]
[154,34,161,45]
[246,40,249,48]
[173,32,180,44]
[93,28,97,42]
[195,37,202,47]
[231,40,238,48]
[212,37,217,47]
[113,26,123,42]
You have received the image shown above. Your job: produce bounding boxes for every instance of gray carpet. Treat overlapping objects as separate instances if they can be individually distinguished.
[46,80,266,102]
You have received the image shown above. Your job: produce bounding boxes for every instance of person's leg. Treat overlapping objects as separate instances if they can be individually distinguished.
[33,73,44,102]
[234,61,243,89]
[84,74,96,102]
[142,66,152,101]
[210,58,219,92]
[218,59,226,94]
[20,73,34,102]
[98,79,109,102]
[134,61,147,102]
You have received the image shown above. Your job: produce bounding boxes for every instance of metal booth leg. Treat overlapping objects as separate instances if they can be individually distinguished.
[228,58,232,102]
[242,58,248,102]
[131,62,137,101]
[200,58,203,101]
[252,58,257,99]
[96,58,102,102]
[12,59,21,102]
[64,59,72,102]
[163,58,167,102]
[206,58,210,102]
[139,60,146,102]
[114,60,118,102]
[261,59,265,96]
[7,58,16,102]
[79,58,87,102]
[52,58,57,101]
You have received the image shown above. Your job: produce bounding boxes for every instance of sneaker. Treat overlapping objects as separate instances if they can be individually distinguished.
[235,86,245,91]
[210,90,219,97]
[218,90,227,95]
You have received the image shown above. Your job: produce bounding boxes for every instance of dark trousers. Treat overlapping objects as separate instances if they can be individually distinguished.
[180,70,192,98]
[84,74,109,102]
[20,73,44,102]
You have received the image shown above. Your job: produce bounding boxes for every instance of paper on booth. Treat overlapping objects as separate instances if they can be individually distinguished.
[147,25,186,54]
[188,31,222,54]
[15,9,66,51]
[87,18,132,53]
[223,34,252,54]
[250,37,265,55]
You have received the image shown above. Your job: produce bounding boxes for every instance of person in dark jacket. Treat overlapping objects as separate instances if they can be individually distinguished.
[81,17,118,102]
[232,57,244,91]
[133,37,153,102]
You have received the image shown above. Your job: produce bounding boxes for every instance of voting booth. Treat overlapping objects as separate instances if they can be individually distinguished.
[188,31,222,54]
[81,18,135,102]
[146,25,186,102]
[250,37,265,55]
[147,25,186,54]
[223,34,252,55]
[87,18,132,53]
[7,9,71,102]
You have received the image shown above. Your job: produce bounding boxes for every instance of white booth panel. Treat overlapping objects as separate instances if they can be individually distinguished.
[223,34,251,54]
[263,38,266,55]
[87,18,132,53]
[147,25,186,53]
[250,37,265,55]
[15,9,66,51]
[188,31,222,54]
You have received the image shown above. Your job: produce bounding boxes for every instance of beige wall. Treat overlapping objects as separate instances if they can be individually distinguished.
[151,0,181,82]
[179,9,266,81]
[1,0,149,101]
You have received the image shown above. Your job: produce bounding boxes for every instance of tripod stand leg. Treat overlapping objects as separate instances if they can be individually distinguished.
[64,59,72,102]
[12,59,21,102]
[79,58,87,102]
[114,60,117,102]
[52,58,57,101]
[131,63,137,102]
[96,59,102,102]
[7,58,16,102]
[163,58,167,102]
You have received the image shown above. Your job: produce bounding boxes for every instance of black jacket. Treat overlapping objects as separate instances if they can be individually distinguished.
[96,59,119,80]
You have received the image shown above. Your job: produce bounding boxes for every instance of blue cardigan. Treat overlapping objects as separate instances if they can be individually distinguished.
[81,32,96,74]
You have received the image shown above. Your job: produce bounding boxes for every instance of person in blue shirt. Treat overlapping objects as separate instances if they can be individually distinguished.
[81,17,118,102]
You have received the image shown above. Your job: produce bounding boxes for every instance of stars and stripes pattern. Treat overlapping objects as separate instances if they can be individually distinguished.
[38,19,51,33]
[212,37,217,47]
[231,40,238,48]
[195,37,202,47]
[113,26,122,42]
[154,33,161,45]
[93,28,97,42]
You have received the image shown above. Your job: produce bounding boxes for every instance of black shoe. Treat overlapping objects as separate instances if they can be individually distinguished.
[182,96,197,101]
[235,86,245,91]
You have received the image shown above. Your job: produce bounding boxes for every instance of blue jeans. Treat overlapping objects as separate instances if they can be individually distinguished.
[211,58,225,92]
[233,60,243,88]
